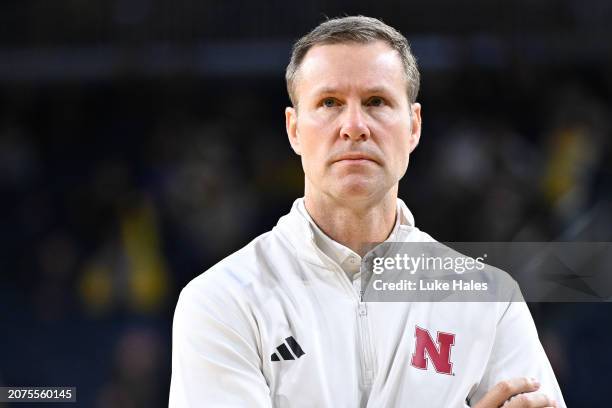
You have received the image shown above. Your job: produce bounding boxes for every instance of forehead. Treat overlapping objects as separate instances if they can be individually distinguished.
[296,41,406,98]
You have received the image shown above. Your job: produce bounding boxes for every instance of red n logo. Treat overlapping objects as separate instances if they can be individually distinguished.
[410,326,455,375]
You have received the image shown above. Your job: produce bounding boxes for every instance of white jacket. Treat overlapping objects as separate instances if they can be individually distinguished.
[170,198,566,407]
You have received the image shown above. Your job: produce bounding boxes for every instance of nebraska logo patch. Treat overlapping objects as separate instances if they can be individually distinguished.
[410,325,455,375]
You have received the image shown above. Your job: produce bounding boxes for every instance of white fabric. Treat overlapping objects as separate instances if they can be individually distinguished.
[296,199,402,279]
[170,198,566,407]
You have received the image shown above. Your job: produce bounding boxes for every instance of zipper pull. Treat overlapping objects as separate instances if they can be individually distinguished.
[358,302,367,316]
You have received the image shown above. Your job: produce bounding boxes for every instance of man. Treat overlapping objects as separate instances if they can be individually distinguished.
[170,16,565,407]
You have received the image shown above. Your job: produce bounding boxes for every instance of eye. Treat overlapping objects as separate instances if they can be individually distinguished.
[367,96,385,107]
[322,98,338,108]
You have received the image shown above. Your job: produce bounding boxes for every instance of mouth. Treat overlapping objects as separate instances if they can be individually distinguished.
[332,153,379,165]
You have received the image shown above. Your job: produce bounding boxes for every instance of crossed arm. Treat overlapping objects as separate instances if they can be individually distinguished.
[170,284,564,407]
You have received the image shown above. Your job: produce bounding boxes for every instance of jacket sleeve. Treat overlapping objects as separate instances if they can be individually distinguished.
[468,291,566,407]
[169,281,272,407]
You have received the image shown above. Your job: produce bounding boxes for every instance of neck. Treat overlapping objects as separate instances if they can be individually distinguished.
[304,185,398,257]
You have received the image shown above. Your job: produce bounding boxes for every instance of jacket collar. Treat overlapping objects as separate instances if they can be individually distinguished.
[275,197,417,268]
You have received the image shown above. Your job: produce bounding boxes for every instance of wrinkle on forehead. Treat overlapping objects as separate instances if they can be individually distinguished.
[295,41,407,102]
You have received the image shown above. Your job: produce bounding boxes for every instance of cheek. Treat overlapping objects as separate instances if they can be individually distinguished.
[381,137,411,177]
[297,135,327,175]
[298,121,334,158]
[299,109,338,136]
[377,121,412,156]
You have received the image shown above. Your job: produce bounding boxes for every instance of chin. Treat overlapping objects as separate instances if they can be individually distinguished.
[332,180,382,201]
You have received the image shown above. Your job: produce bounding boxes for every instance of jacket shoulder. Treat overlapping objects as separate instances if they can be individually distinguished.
[398,224,438,243]
[182,227,291,301]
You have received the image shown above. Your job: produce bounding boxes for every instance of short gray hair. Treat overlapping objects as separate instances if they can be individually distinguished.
[285,15,420,107]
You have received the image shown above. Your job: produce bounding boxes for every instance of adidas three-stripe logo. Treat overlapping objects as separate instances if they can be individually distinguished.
[271,336,305,361]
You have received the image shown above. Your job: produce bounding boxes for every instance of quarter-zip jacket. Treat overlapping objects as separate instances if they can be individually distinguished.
[170,198,566,407]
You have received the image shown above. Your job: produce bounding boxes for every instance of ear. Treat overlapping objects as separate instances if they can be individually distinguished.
[408,102,422,153]
[285,106,301,155]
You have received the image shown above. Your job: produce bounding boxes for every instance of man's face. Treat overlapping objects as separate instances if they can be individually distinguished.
[286,40,422,204]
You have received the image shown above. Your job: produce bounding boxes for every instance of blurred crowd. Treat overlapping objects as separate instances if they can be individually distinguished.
[1,63,611,406]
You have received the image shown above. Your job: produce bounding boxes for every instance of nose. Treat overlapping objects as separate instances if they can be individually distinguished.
[340,103,370,141]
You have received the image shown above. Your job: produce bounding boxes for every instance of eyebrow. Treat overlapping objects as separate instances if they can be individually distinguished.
[312,86,394,96]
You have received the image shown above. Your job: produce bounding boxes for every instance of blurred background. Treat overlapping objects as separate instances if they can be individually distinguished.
[1,1,611,406]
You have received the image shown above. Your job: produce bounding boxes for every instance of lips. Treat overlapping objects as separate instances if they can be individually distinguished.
[333,152,379,164]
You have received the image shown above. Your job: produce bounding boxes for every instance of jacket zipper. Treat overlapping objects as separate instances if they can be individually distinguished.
[311,244,376,388]
[356,283,375,387]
